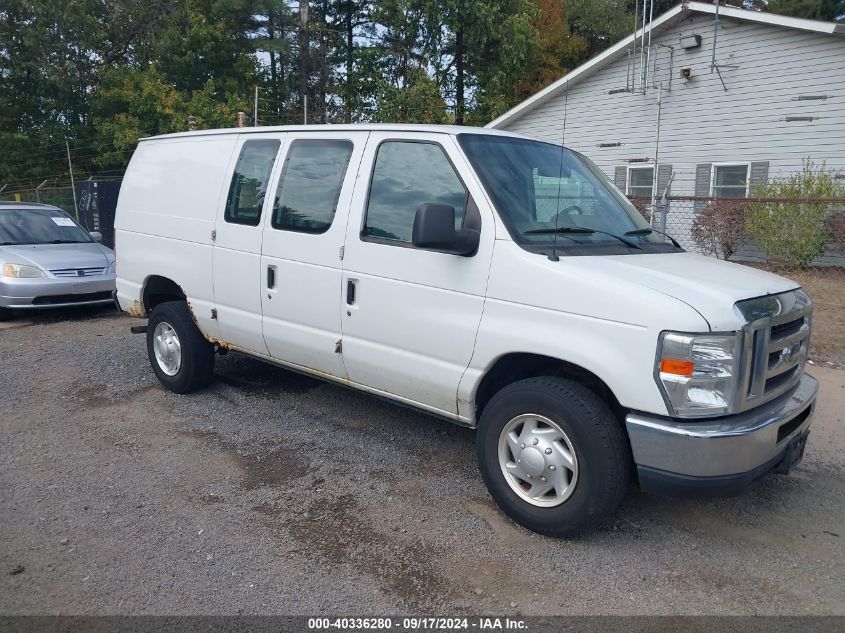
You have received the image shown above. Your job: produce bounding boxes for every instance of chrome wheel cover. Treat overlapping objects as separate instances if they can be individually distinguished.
[498,414,579,508]
[152,321,182,376]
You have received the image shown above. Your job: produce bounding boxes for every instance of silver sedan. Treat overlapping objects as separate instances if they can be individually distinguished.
[0,202,116,320]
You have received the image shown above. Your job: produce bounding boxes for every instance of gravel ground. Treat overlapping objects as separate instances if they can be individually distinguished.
[1,307,844,615]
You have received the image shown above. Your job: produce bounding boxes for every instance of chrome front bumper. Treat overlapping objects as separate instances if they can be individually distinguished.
[626,373,818,496]
[0,274,117,309]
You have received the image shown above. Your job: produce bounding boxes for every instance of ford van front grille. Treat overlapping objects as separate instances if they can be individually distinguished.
[735,289,811,412]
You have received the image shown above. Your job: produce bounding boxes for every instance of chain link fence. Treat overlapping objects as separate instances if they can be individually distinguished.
[630,196,845,269]
[0,185,79,219]
[3,184,843,268]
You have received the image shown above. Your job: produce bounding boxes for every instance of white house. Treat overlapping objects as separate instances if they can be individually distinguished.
[486,1,845,257]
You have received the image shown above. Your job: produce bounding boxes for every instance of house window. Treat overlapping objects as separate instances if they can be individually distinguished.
[627,167,654,198]
[712,164,749,198]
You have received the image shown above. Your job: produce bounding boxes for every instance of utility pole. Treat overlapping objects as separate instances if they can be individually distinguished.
[65,140,78,215]
[299,0,309,122]
[254,86,259,126]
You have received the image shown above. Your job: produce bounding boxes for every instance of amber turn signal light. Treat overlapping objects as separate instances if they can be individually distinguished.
[660,358,694,377]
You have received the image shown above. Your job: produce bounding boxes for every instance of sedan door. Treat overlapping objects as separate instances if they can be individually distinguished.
[260,131,368,378]
[339,132,496,417]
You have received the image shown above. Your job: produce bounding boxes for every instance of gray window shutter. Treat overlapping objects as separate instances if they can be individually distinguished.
[614,166,627,192]
[656,164,673,198]
[749,161,769,194]
[695,163,712,211]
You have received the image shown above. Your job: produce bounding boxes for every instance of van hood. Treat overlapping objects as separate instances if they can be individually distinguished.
[0,242,114,272]
[568,252,799,330]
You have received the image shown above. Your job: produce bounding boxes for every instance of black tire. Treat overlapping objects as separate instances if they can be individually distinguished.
[0,306,12,321]
[476,377,630,537]
[146,301,214,394]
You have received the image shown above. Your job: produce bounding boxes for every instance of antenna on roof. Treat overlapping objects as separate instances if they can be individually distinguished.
[710,1,739,91]
[629,0,656,93]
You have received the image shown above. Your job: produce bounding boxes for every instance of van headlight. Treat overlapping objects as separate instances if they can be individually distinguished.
[2,263,45,278]
[656,332,740,417]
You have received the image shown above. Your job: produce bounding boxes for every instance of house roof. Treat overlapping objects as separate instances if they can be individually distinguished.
[486,1,844,130]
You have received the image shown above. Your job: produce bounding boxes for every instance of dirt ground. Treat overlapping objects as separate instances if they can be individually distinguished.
[1,307,843,616]
[753,266,845,367]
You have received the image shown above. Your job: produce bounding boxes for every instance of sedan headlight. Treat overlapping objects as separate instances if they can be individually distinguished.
[2,263,45,278]
[656,331,740,417]
[107,260,117,274]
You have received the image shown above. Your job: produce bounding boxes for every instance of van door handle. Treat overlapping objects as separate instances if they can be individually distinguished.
[346,279,356,305]
[267,266,276,289]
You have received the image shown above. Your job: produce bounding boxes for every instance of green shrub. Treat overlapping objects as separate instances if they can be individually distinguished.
[747,161,844,269]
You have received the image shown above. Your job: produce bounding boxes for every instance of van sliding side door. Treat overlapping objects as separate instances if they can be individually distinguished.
[259,131,368,378]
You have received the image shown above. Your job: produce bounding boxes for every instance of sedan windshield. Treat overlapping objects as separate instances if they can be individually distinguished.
[458,134,677,255]
[0,207,92,246]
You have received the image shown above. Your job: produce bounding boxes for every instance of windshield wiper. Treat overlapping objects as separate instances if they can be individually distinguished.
[48,239,88,244]
[525,226,641,249]
[624,227,681,248]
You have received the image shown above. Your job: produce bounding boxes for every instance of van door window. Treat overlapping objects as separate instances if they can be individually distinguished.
[363,141,467,243]
[271,139,354,234]
[224,139,280,226]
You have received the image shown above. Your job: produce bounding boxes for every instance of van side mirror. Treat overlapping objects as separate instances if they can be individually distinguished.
[411,203,479,256]
[89,231,103,243]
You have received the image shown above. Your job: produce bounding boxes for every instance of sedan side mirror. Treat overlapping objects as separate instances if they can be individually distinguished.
[89,231,103,243]
[412,203,479,256]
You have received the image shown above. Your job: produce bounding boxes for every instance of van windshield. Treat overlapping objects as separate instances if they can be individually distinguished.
[458,134,678,255]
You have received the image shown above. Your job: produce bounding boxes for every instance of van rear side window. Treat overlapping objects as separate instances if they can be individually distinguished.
[272,139,353,234]
[224,139,280,226]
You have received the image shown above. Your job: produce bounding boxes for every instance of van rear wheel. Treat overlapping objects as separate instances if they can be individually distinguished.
[146,301,214,394]
[476,377,630,537]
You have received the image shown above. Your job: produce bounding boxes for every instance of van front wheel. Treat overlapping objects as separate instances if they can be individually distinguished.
[146,301,214,394]
[476,377,630,537]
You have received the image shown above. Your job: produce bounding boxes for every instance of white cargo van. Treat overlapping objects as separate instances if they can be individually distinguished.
[115,124,817,536]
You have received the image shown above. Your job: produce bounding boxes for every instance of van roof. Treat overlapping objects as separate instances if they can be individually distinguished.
[140,123,528,143]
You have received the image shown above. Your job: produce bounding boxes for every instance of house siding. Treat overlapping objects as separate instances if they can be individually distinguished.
[499,12,845,263]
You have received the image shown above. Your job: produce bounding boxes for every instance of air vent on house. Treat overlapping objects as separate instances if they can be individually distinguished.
[791,95,828,101]
[679,34,702,49]
[627,158,651,163]
[783,116,817,122]
[597,142,622,148]
[608,88,631,95]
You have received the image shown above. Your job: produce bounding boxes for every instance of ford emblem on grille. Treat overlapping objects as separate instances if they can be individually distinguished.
[782,342,801,364]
